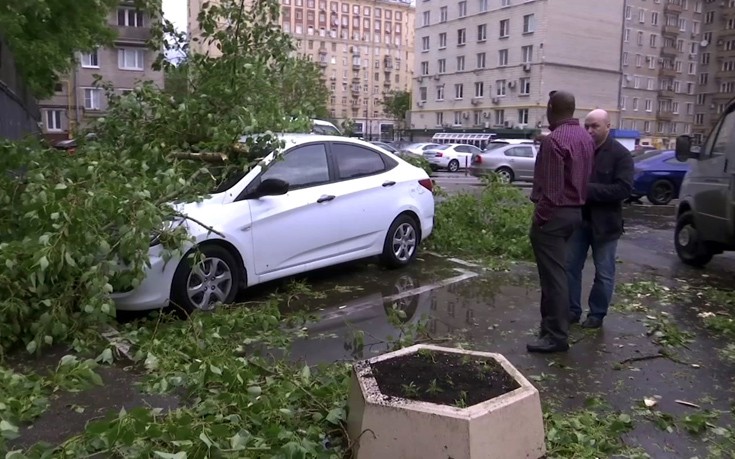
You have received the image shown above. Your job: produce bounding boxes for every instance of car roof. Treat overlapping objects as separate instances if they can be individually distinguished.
[489,139,535,144]
[239,133,397,151]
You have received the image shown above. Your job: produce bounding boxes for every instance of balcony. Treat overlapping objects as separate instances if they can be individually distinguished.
[659,67,677,77]
[659,89,676,98]
[660,45,679,57]
[657,111,674,121]
[662,25,680,36]
[114,26,150,44]
[664,2,683,14]
[352,62,361,70]
[319,60,328,68]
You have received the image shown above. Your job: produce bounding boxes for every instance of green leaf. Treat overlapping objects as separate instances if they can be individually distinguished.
[96,348,114,365]
[0,420,19,440]
[153,452,187,459]
[38,256,49,272]
[209,364,222,375]
[26,340,37,354]
[300,364,311,383]
[326,408,345,425]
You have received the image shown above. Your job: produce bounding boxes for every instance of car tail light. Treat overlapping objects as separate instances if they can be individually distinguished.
[472,154,481,164]
[419,178,433,192]
[434,152,443,157]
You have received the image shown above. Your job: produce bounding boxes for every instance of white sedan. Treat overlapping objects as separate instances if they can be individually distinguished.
[111,135,435,313]
[422,144,483,172]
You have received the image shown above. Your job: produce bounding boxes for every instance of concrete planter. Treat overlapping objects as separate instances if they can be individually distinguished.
[347,344,545,459]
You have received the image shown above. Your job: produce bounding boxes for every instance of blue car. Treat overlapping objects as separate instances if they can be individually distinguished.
[630,150,690,205]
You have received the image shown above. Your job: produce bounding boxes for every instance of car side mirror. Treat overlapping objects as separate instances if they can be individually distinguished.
[253,178,289,198]
[675,135,699,161]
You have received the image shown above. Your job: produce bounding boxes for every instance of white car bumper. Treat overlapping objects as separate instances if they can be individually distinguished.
[110,245,180,311]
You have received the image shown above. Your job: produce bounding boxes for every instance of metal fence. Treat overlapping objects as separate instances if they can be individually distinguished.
[0,35,41,140]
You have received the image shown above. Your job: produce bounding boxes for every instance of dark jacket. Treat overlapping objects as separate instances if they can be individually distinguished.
[583,136,634,242]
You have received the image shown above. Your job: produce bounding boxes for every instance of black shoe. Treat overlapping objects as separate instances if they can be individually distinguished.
[581,316,603,329]
[527,337,569,353]
[569,314,581,325]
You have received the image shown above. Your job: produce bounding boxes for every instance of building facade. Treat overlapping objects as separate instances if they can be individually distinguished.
[693,0,735,144]
[620,0,702,149]
[38,1,164,143]
[189,0,415,139]
[408,0,624,134]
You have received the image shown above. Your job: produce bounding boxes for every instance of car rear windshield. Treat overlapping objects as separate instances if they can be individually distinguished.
[485,142,510,150]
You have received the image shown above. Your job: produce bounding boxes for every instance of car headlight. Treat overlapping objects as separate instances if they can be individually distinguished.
[149,218,183,247]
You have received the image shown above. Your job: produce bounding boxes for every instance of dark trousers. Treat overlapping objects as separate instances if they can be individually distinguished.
[530,207,582,343]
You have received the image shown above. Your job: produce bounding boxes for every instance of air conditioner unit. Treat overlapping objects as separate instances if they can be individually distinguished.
[492,97,500,104]
[522,63,531,72]
[483,111,491,118]
[417,76,424,82]
[484,121,490,128]
[416,101,425,107]
[508,80,516,89]
[503,120,513,128]
[462,112,470,119]
[471,97,481,105]
[433,74,441,80]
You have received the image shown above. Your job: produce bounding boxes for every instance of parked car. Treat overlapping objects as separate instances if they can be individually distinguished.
[111,134,435,313]
[468,143,539,183]
[630,149,689,205]
[53,133,97,154]
[672,99,735,266]
[422,144,483,172]
[399,143,441,158]
[311,119,342,135]
[370,141,398,153]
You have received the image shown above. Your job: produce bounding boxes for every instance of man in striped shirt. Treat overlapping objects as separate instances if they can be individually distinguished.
[527,90,595,353]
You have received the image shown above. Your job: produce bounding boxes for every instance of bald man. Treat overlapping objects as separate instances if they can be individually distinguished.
[527,91,595,353]
[566,109,633,329]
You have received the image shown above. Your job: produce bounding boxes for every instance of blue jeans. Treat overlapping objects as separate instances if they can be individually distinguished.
[566,221,618,320]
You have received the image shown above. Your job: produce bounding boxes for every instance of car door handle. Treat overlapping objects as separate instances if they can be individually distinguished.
[317,195,336,203]
[382,181,396,187]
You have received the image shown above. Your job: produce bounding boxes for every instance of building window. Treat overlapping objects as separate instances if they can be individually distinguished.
[436,112,444,126]
[636,54,643,67]
[644,121,651,133]
[419,87,427,102]
[479,0,489,12]
[117,8,144,27]
[454,111,463,126]
[455,83,464,99]
[474,81,484,98]
[651,12,659,26]
[420,61,429,75]
[632,97,639,111]
[44,110,63,132]
[623,52,628,66]
[440,6,448,22]
[621,96,627,110]
[457,55,465,71]
[496,79,506,96]
[501,0,510,6]
[439,33,447,48]
[519,77,530,95]
[498,49,508,66]
[518,109,529,124]
[118,48,144,70]
[458,1,467,17]
[649,34,657,48]
[495,109,505,125]
[457,28,466,46]
[422,11,430,27]
[477,24,487,42]
[523,14,535,33]
[499,19,509,38]
[521,45,533,63]
[645,99,653,112]
[83,88,102,110]
[81,50,99,68]
[437,85,445,100]
[438,58,446,73]
[476,52,486,69]
[422,36,430,52]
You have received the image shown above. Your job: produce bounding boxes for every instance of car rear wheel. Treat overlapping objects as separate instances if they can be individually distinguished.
[647,179,675,205]
[170,245,241,315]
[674,211,713,267]
[448,159,460,172]
[381,214,419,269]
[495,167,514,183]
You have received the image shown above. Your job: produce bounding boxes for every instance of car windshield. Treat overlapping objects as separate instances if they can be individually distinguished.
[431,145,451,150]
[484,142,509,150]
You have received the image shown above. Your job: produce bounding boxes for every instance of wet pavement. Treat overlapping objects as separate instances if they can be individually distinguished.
[7,186,735,456]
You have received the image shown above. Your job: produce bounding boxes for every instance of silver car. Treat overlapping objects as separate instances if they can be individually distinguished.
[469,143,539,183]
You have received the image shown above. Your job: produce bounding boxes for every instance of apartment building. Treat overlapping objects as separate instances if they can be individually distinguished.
[621,0,702,149]
[409,0,624,133]
[38,1,164,143]
[693,0,735,144]
[189,0,415,139]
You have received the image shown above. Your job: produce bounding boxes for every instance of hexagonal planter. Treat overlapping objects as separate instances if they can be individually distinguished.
[347,344,545,459]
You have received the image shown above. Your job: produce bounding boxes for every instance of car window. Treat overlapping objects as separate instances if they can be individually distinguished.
[514,146,534,158]
[261,143,330,188]
[486,141,509,150]
[707,109,735,158]
[664,156,685,165]
[422,144,441,150]
[332,143,389,179]
[469,145,482,154]
[455,145,469,153]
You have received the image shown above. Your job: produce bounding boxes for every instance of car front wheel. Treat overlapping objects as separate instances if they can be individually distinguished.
[170,244,241,315]
[674,211,713,267]
[381,214,419,268]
